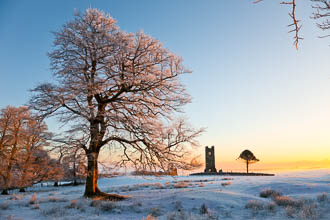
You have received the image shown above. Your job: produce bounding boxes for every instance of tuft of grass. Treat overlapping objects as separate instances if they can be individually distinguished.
[259,189,282,198]
[100,201,117,212]
[67,200,85,211]
[29,193,37,205]
[273,195,298,207]
[221,182,232,186]
[245,200,264,211]
[198,183,205,187]
[42,206,67,217]
[173,181,189,188]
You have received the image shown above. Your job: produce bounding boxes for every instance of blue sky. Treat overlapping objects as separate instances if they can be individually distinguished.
[1,0,329,169]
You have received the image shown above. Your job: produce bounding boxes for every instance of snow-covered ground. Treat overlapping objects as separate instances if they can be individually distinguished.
[0,169,329,220]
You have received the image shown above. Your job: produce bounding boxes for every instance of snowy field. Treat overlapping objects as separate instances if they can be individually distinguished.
[0,169,329,220]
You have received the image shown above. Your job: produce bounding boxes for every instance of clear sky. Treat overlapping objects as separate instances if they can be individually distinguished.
[1,0,329,171]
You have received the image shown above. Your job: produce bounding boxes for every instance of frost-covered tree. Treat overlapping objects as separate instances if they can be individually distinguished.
[0,106,58,194]
[237,149,259,173]
[30,9,203,199]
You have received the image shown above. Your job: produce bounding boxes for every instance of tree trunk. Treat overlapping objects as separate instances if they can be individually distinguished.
[54,181,58,187]
[83,151,126,200]
[19,188,26,192]
[246,161,249,173]
[84,152,100,197]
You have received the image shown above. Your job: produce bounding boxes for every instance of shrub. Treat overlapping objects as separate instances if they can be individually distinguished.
[259,189,282,198]
[245,200,264,211]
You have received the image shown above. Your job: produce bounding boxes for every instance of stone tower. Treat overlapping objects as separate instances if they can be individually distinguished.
[204,146,217,173]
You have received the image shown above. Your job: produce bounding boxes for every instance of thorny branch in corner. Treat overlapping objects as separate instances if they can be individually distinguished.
[254,0,302,49]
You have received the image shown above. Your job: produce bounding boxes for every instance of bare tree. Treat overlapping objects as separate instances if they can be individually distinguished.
[236,149,259,173]
[30,9,204,199]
